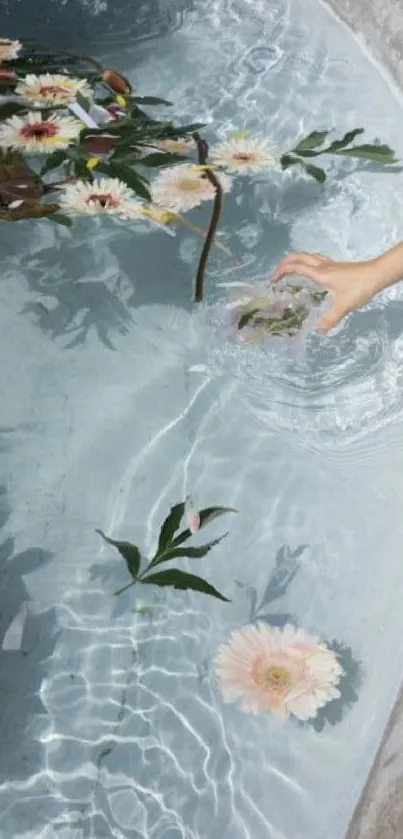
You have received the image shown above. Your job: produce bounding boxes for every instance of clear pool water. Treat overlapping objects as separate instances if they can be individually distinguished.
[2,1,403,837]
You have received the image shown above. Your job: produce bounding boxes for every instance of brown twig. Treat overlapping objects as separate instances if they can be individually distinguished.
[192,132,223,303]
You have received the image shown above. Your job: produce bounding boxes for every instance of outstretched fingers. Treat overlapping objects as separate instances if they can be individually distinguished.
[272,252,329,284]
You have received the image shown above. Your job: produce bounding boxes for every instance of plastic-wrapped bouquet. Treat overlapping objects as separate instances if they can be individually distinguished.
[218,280,328,345]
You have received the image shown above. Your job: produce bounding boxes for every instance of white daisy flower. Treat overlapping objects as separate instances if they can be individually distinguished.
[210,137,278,173]
[215,623,343,720]
[151,163,231,213]
[15,73,93,106]
[154,137,194,156]
[58,177,143,218]
[0,39,22,63]
[0,111,82,154]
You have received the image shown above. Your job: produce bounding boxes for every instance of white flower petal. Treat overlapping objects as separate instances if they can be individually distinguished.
[16,73,93,106]
[0,111,82,154]
[58,176,143,218]
[210,137,278,174]
[214,622,343,720]
[151,163,231,213]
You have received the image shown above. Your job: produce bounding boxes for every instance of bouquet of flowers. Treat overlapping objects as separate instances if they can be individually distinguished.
[218,280,328,345]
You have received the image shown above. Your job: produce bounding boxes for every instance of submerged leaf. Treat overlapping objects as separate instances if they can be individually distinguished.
[140,568,230,601]
[325,128,365,153]
[96,529,141,578]
[238,308,260,329]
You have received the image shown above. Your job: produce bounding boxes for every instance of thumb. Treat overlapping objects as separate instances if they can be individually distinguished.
[315,303,346,334]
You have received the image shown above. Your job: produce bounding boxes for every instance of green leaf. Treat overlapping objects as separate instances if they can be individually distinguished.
[0,101,27,120]
[280,154,300,170]
[139,152,185,167]
[161,122,206,137]
[96,529,142,578]
[170,506,237,548]
[47,213,72,227]
[140,569,230,601]
[332,143,398,164]
[151,534,227,568]
[132,96,172,106]
[238,308,260,329]
[294,130,329,153]
[157,502,185,554]
[325,128,365,153]
[40,150,68,176]
[96,161,151,201]
[304,163,326,183]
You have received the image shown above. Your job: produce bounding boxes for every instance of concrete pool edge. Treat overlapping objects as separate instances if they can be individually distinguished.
[322,3,403,836]
[324,0,403,91]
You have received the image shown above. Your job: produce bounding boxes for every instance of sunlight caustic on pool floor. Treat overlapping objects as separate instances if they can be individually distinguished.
[2,0,403,837]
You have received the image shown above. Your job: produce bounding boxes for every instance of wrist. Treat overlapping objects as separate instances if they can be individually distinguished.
[372,244,403,292]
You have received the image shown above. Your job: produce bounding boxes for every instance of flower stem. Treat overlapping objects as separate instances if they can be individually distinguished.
[192,132,223,303]
[114,580,136,597]
[30,43,105,74]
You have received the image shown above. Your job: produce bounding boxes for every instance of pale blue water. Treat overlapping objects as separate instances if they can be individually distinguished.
[2,1,403,838]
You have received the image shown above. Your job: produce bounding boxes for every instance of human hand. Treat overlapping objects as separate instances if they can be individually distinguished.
[271,252,384,333]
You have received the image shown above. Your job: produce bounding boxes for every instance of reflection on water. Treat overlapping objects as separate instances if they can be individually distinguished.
[2,0,403,838]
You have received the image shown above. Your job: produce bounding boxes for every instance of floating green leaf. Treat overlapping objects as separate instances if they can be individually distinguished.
[170,506,237,548]
[96,161,151,201]
[331,143,397,164]
[157,502,186,554]
[139,152,186,167]
[325,128,364,153]
[97,529,142,578]
[304,163,326,183]
[0,102,27,120]
[151,534,227,568]
[280,154,300,170]
[294,130,329,153]
[132,96,172,106]
[140,569,230,601]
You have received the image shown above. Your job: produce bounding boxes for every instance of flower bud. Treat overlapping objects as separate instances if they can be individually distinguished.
[85,136,115,155]
[0,68,17,84]
[102,69,131,95]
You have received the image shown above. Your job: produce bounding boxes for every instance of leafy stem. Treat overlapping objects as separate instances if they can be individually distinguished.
[97,502,236,602]
[193,132,223,303]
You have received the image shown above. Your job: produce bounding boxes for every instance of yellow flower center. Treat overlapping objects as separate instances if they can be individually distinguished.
[178,177,204,192]
[264,666,292,692]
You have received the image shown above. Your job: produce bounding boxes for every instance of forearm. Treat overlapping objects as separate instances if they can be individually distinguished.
[373,241,403,291]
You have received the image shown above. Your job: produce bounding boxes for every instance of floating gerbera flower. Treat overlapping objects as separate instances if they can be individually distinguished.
[58,177,143,218]
[0,39,22,63]
[15,73,93,106]
[214,623,343,720]
[151,163,231,213]
[210,137,278,173]
[0,111,82,154]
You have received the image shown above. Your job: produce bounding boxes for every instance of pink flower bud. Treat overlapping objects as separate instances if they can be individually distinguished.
[186,497,200,533]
